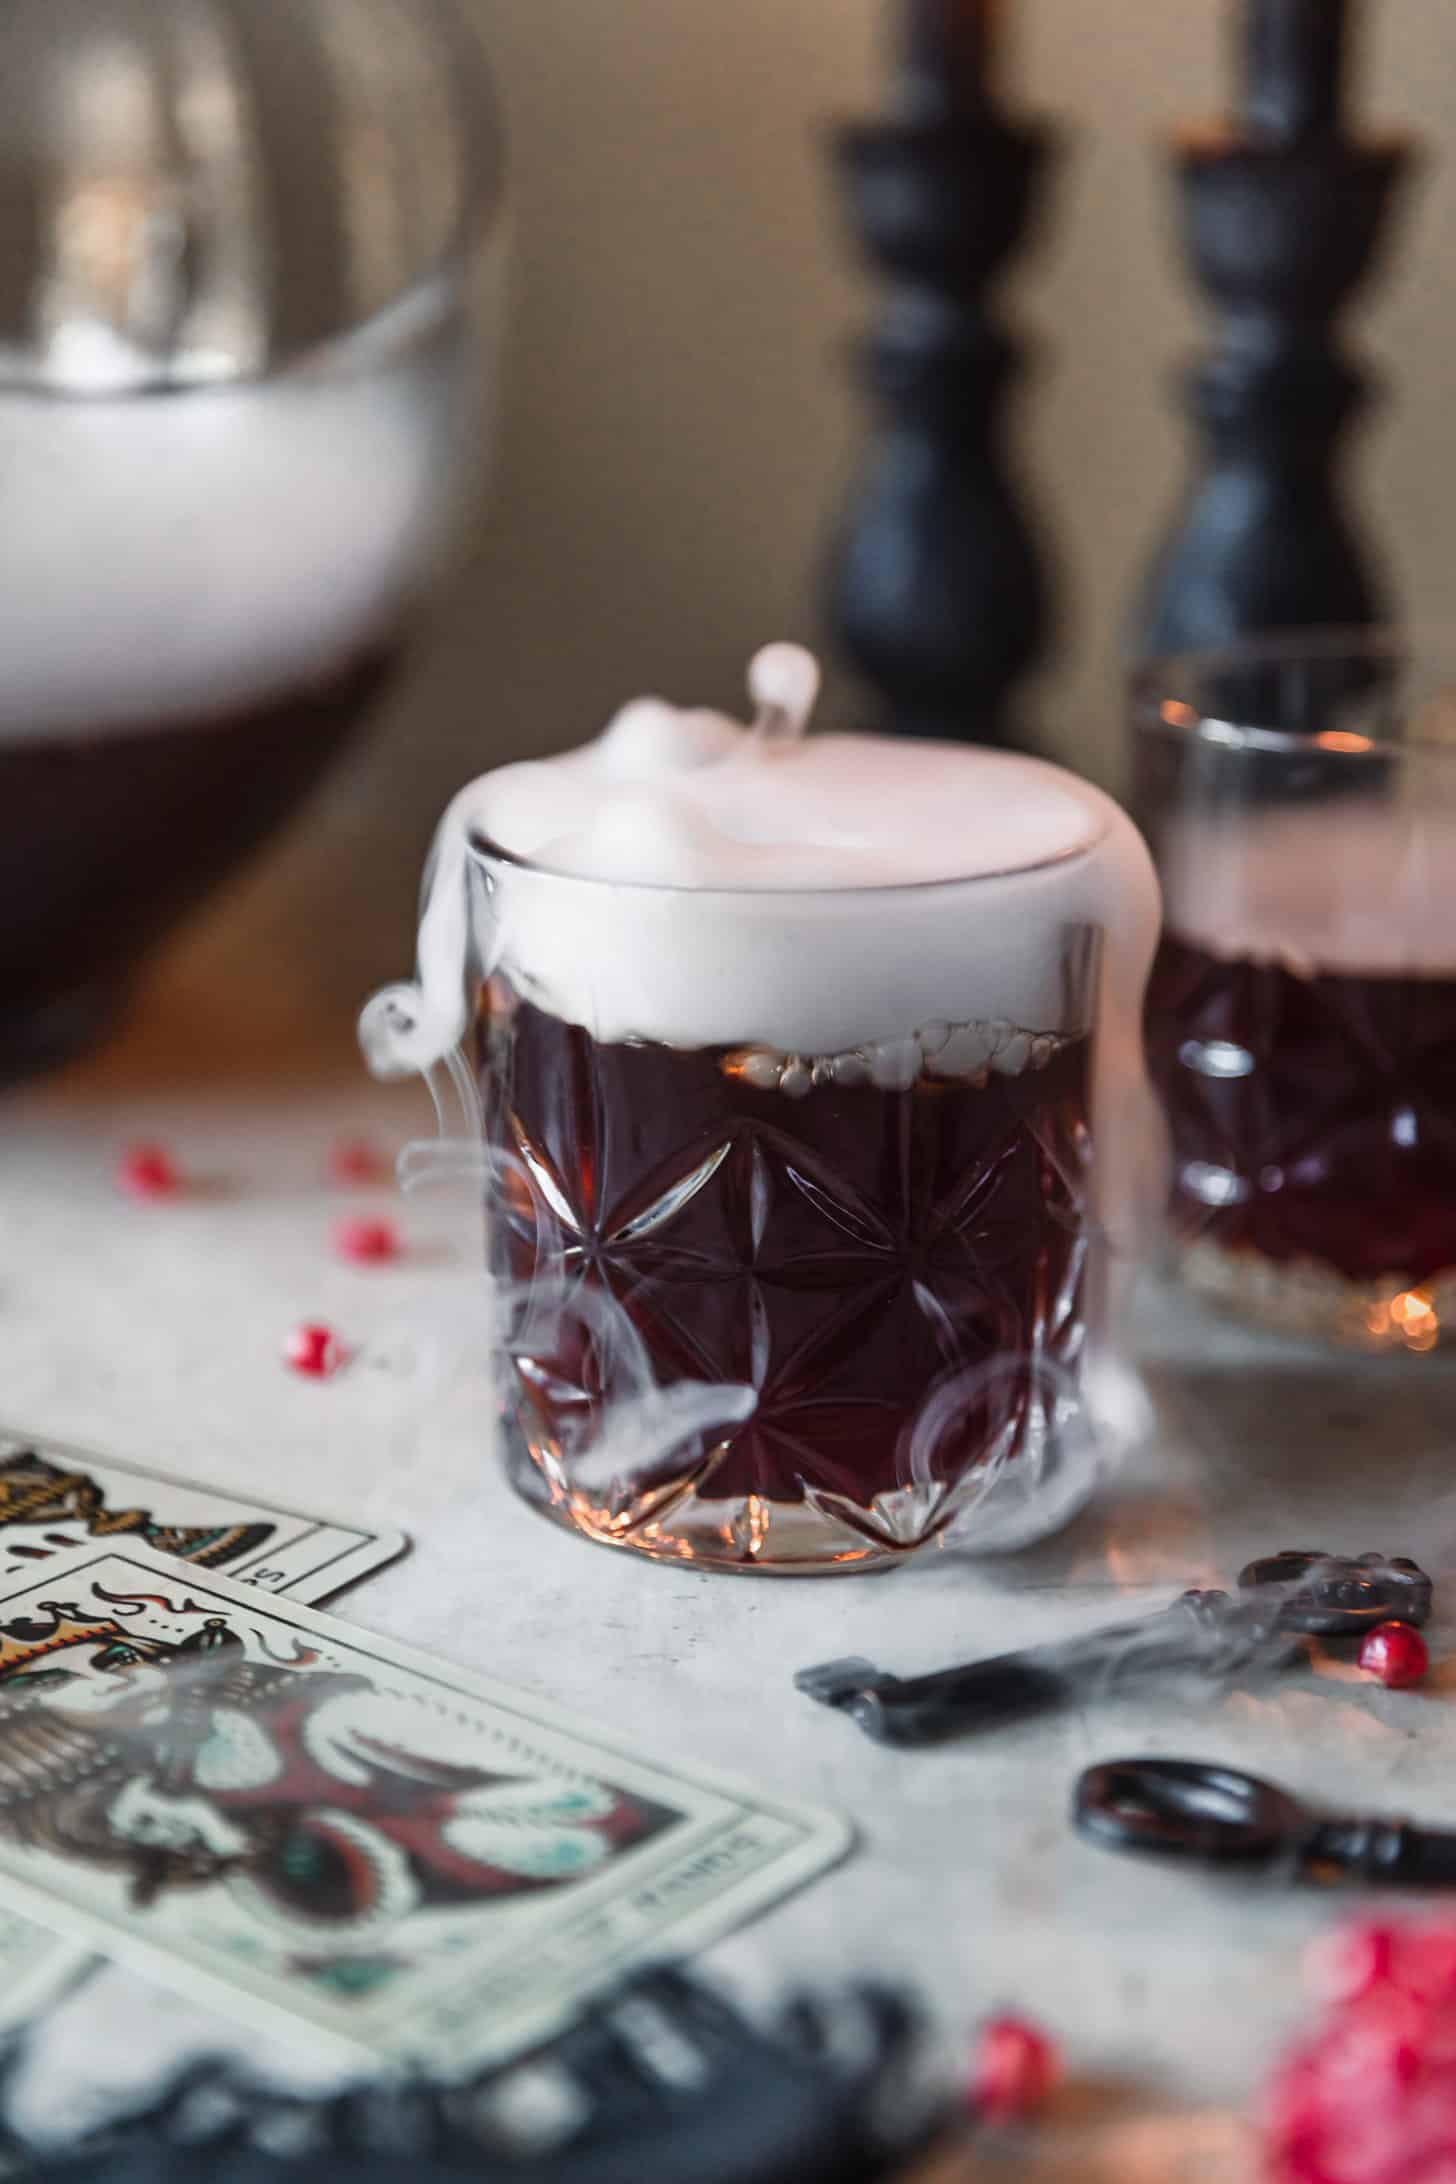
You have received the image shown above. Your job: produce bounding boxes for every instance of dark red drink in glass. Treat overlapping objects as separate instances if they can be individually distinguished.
[483,995,1094,1568]
[1135,634,1456,1350]
[366,646,1160,1571]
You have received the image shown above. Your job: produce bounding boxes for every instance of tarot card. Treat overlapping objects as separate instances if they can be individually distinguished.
[0,1428,407,1604]
[0,1544,851,2078]
[0,1898,92,2036]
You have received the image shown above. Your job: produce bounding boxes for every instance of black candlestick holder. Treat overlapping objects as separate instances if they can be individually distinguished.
[1133,0,1418,662]
[823,14,1058,748]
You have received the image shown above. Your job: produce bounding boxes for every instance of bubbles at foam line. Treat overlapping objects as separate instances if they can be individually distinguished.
[723,1019,1071,1097]
[358,638,1159,1082]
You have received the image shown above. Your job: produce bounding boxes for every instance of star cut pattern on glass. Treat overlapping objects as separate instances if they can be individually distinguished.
[492,1068,1088,1555]
[1151,936,1456,1291]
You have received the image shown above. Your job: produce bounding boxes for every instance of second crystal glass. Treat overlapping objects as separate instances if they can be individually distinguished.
[1134,632,1456,1352]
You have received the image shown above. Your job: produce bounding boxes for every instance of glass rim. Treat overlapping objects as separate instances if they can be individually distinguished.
[1131,625,1456,760]
[0,259,485,407]
[465,820,1109,903]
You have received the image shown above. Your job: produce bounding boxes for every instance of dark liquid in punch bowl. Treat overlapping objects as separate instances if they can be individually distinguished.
[0,643,405,1077]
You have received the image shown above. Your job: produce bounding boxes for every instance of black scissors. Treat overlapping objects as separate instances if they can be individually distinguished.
[1075,1757,1456,1888]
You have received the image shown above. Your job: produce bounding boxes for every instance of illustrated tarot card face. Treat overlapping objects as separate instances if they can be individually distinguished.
[0,1545,850,2078]
[0,1429,406,1604]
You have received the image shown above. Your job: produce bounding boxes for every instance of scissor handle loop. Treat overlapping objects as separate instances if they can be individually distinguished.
[1074,1757,1305,1864]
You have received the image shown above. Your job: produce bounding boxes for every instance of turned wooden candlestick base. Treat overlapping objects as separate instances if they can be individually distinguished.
[824,8,1058,748]
[1133,0,1418,659]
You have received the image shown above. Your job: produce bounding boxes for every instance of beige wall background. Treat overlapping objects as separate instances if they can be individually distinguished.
[152,0,1456,1067]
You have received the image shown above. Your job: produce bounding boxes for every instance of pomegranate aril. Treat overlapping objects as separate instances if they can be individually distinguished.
[334,1217,400,1266]
[1305,1923,1397,2007]
[1392,1927,1456,2007]
[328,1137,387,1187]
[285,1324,345,1379]
[1358,1622,1429,1690]
[969,2015,1059,2122]
[117,1144,182,1201]
[1268,1921,1456,2184]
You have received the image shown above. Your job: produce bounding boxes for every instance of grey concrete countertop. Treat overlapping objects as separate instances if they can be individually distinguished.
[5,997,1455,2178]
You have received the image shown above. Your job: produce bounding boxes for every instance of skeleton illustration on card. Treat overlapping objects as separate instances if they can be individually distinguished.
[0,1545,848,2074]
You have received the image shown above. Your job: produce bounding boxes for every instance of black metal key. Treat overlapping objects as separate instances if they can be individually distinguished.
[796,1551,1434,1749]
[1237,1550,1432,1633]
[794,1589,1299,1748]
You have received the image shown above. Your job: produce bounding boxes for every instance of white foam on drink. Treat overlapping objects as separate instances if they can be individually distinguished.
[363,646,1165,1251]
[0,298,474,740]
[1162,800,1456,977]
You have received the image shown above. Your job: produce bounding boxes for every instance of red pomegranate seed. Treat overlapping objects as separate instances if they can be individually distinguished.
[1268,1919,1456,2183]
[117,1144,182,1201]
[284,1324,345,1379]
[1387,1925,1456,2007]
[328,1137,387,1187]
[333,1217,400,1266]
[968,2015,1060,2122]
[1358,1622,1429,1690]
[1305,1922,1397,2007]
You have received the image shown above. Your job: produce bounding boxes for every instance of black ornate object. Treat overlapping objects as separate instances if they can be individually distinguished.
[825,1,1057,747]
[1133,0,1417,660]
[19,1970,931,2184]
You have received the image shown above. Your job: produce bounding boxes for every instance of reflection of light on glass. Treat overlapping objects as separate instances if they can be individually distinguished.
[39,32,161,375]
[1181,1160,1250,1207]
[47,33,157,159]
[169,8,268,375]
[36,13,272,385]
[45,320,150,389]
[1180,1037,1255,1080]
[1314,730,1375,754]
[1370,1287,1441,1352]
[57,181,151,291]
[315,0,462,315]
[1389,1288,1440,1353]
[175,349,242,385]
